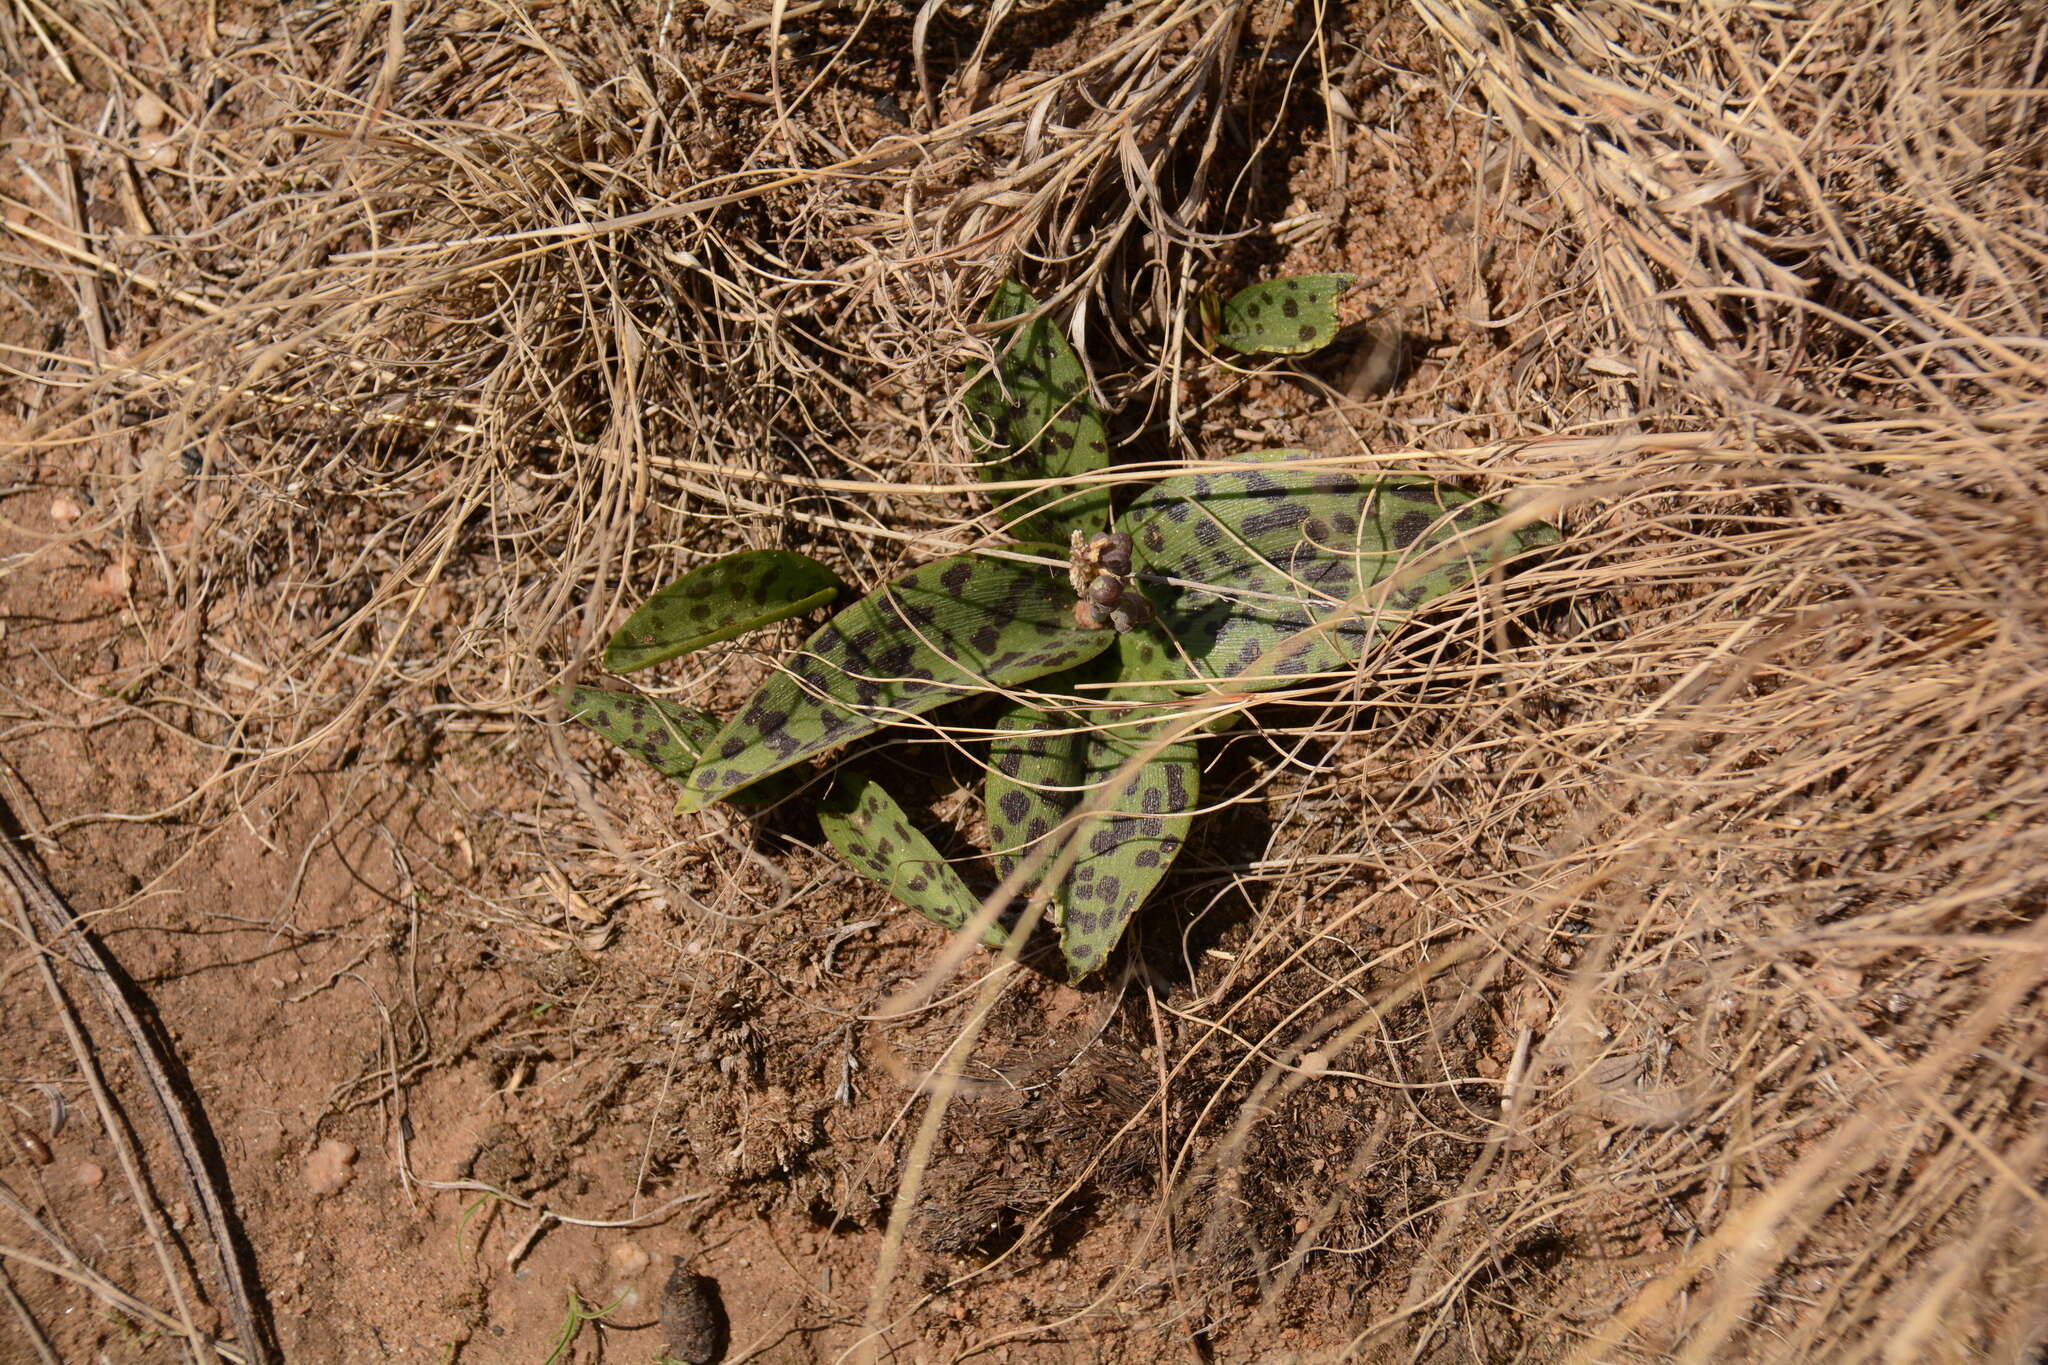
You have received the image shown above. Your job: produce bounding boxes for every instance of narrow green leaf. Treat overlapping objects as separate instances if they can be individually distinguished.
[563,685,712,781]
[1217,274,1353,356]
[962,282,1111,542]
[563,685,801,808]
[604,550,845,674]
[819,771,1006,947]
[983,629,1203,981]
[984,700,1086,898]
[678,548,1117,813]
[1058,731,1198,981]
[1124,456,1560,691]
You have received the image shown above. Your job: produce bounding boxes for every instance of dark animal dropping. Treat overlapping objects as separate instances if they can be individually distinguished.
[660,1260,727,1364]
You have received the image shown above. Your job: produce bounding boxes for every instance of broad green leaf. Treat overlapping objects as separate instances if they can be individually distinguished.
[961,282,1111,542]
[819,771,1006,947]
[563,685,713,781]
[1090,618,1243,733]
[1059,627,1201,978]
[604,550,844,674]
[678,548,1117,813]
[1218,274,1353,356]
[1124,456,1560,691]
[562,685,800,808]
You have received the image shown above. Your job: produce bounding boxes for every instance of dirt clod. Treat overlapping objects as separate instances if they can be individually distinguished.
[303,1138,357,1197]
[88,559,131,598]
[465,1122,535,1193]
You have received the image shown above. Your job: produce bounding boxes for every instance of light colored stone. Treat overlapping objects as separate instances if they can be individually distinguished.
[609,1240,650,1277]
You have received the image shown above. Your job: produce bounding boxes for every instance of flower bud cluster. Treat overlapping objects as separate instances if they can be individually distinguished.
[1067,530,1155,633]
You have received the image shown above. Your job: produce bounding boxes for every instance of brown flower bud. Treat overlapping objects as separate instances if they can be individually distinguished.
[1097,532,1134,577]
[1109,594,1154,632]
[1074,599,1114,630]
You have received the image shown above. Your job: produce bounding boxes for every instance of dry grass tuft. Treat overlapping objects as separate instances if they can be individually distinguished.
[2,0,2044,1359]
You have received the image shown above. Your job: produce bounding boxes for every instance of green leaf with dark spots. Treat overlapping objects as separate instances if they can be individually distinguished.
[962,282,1111,542]
[1218,274,1354,356]
[563,685,712,781]
[983,632,1203,980]
[604,550,845,674]
[1085,620,1195,735]
[819,771,1006,947]
[564,685,803,809]
[1124,455,1560,691]
[678,548,1118,813]
[1058,729,1198,981]
[1104,623,1246,735]
[984,700,1086,900]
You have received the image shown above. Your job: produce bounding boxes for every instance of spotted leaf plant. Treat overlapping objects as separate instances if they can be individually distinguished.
[565,278,1558,980]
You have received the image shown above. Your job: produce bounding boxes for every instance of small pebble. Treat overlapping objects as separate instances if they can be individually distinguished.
[75,1160,105,1188]
[302,1138,357,1197]
[609,1241,650,1277]
[134,92,168,131]
[660,1259,727,1365]
[49,494,81,523]
[90,559,132,597]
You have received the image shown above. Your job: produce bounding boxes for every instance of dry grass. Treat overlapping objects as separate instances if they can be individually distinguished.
[2,0,2044,1360]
